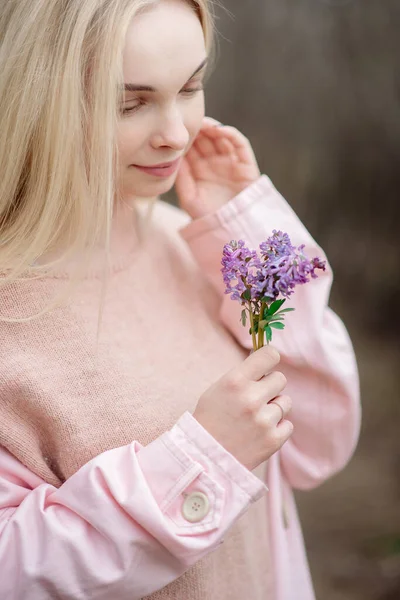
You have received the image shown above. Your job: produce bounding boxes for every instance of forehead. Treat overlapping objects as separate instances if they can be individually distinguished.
[122,0,206,86]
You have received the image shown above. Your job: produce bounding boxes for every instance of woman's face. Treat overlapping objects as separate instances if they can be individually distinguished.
[117,0,207,200]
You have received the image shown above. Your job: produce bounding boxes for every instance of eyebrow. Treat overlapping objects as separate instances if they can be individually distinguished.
[123,57,208,93]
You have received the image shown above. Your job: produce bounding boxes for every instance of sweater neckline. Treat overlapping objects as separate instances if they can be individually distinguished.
[25,199,152,280]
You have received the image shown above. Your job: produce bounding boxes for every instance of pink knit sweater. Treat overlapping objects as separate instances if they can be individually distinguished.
[0,176,360,599]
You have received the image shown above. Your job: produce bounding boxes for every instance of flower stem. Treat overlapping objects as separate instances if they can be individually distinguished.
[248,305,257,351]
[257,301,266,349]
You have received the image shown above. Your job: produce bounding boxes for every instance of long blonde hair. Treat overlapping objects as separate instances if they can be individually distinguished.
[0,0,214,332]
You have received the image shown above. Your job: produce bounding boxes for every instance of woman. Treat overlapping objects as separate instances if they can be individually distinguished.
[0,0,360,598]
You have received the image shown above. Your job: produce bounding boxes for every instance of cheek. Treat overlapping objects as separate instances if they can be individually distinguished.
[185,93,205,146]
[116,121,147,165]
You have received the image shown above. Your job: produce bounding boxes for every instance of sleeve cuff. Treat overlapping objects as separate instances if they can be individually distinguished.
[170,411,268,502]
[137,411,267,538]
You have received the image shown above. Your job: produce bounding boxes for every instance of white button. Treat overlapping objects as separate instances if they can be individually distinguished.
[181,491,210,523]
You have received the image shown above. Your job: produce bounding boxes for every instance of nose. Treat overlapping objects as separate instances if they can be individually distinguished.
[150,107,189,152]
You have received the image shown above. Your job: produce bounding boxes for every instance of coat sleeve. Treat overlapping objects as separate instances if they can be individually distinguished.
[179,175,361,490]
[0,411,266,599]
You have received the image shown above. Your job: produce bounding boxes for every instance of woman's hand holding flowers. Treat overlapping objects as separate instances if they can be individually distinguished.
[193,345,293,472]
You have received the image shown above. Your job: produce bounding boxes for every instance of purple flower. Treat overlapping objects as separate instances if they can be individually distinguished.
[221,232,326,304]
[221,240,259,302]
[221,231,326,349]
[259,230,296,259]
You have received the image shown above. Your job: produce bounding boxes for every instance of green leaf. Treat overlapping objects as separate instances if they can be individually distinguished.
[269,322,285,330]
[241,309,247,327]
[242,289,251,301]
[276,308,295,314]
[261,295,274,303]
[265,326,273,343]
[264,311,285,321]
[266,315,285,323]
[267,299,286,315]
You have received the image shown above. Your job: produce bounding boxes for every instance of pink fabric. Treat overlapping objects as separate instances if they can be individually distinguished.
[0,413,266,599]
[0,175,360,599]
[180,175,361,600]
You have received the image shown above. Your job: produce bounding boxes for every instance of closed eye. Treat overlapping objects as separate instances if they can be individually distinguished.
[121,67,206,117]
[122,98,147,115]
[121,85,203,116]
[121,55,208,115]
[180,85,203,96]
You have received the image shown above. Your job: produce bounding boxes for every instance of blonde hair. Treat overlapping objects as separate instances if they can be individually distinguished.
[0,0,214,334]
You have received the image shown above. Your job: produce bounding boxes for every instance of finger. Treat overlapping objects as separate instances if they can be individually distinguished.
[201,125,258,165]
[267,394,292,424]
[215,127,256,164]
[256,371,287,403]
[198,127,237,157]
[274,419,294,448]
[270,401,284,423]
[202,116,223,128]
[185,140,203,161]
[183,142,203,172]
[256,395,292,428]
[201,124,248,146]
[240,345,280,381]
[215,137,238,158]
[194,134,217,158]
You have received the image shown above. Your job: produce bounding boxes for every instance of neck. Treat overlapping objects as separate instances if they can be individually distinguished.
[29,197,155,279]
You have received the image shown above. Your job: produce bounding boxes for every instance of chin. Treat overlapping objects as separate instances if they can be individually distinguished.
[124,174,177,199]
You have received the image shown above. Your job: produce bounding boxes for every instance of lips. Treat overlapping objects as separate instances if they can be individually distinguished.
[131,157,181,178]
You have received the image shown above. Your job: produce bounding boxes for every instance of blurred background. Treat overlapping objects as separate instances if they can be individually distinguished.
[170,0,400,597]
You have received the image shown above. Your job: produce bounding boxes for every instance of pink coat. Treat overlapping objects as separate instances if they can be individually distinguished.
[0,176,361,599]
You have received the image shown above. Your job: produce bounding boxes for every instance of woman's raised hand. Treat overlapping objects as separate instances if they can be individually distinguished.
[193,346,293,472]
[175,117,261,219]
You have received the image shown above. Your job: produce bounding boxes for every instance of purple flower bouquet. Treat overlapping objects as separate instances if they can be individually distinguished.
[221,230,326,351]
